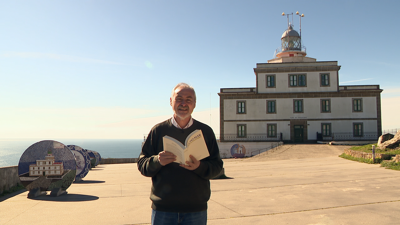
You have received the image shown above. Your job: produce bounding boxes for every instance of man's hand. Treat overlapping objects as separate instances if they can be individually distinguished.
[180,155,200,170]
[158,151,176,166]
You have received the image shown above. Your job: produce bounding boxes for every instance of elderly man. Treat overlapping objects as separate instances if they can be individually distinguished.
[137,83,223,225]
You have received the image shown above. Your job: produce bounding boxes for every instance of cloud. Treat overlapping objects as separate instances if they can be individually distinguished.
[381,96,400,130]
[381,87,400,98]
[0,51,125,65]
[0,106,220,139]
[97,108,220,137]
[339,78,373,84]
[382,87,400,94]
[0,107,159,128]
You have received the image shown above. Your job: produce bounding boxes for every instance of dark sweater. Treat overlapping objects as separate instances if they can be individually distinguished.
[137,119,223,212]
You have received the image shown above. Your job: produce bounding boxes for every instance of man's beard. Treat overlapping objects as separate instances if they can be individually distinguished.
[175,106,191,120]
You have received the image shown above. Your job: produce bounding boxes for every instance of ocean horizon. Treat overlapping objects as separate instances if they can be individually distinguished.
[0,138,144,168]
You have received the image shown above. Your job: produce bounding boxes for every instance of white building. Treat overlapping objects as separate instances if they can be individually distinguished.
[29,151,64,176]
[218,19,382,145]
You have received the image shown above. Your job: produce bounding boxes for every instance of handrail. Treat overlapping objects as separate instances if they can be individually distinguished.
[250,142,283,156]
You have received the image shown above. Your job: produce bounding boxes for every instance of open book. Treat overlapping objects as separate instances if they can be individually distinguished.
[162,129,210,165]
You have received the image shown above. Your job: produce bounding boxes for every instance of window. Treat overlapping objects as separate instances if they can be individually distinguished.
[266,75,276,88]
[321,99,331,113]
[321,123,331,137]
[321,73,330,86]
[294,99,303,113]
[353,99,362,112]
[237,101,246,114]
[237,124,246,138]
[298,75,306,86]
[289,74,307,87]
[267,124,277,137]
[267,100,276,114]
[289,75,297,86]
[353,123,363,137]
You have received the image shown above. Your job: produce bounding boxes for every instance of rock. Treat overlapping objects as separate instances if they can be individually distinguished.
[378,133,395,146]
[379,130,400,150]
[392,155,400,163]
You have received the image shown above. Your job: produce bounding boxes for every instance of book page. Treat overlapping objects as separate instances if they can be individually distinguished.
[162,130,210,165]
[184,130,210,163]
[162,136,185,164]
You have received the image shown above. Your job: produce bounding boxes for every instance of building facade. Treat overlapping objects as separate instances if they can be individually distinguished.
[218,23,382,143]
[29,152,64,176]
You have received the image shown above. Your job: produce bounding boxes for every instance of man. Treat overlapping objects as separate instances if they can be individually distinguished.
[137,83,223,225]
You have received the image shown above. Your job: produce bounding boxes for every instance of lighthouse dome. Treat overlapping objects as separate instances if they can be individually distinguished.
[280,24,301,51]
[281,25,300,38]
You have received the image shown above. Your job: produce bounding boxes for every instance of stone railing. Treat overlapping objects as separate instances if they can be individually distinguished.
[100,158,138,164]
[343,149,394,160]
[0,166,21,195]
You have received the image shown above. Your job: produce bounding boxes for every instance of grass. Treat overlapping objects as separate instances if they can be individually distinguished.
[349,143,400,154]
[0,184,26,198]
[341,143,400,171]
[380,161,400,170]
[339,153,382,164]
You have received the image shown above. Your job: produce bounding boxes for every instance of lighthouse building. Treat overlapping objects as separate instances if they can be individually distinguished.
[218,17,382,152]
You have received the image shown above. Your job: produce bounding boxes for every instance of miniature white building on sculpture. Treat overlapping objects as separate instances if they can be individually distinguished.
[29,150,64,176]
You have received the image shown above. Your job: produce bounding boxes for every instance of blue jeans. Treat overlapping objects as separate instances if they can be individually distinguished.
[151,209,207,225]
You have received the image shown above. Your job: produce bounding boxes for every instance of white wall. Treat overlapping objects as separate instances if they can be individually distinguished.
[257,71,339,93]
[223,121,290,139]
[223,96,377,121]
[307,120,378,140]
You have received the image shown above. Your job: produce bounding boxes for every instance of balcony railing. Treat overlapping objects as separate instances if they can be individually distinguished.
[317,132,379,141]
[220,133,282,142]
[250,142,283,156]
[382,129,398,135]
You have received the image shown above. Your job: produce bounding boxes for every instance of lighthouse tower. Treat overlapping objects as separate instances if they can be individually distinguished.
[269,12,316,63]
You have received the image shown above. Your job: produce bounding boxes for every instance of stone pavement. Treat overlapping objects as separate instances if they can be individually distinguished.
[1,144,400,225]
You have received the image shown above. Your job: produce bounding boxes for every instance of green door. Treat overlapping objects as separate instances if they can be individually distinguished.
[294,125,304,142]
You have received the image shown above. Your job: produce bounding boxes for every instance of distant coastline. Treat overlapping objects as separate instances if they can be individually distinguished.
[0,139,143,168]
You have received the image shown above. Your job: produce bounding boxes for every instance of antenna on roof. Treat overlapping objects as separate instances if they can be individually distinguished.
[282,11,305,37]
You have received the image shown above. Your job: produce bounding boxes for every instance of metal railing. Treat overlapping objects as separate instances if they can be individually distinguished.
[382,129,399,135]
[220,133,283,142]
[250,142,283,156]
[317,132,379,141]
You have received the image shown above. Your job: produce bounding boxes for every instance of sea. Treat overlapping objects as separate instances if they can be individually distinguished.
[0,138,144,168]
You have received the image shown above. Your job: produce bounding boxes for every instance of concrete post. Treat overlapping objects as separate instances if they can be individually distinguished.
[372,145,376,163]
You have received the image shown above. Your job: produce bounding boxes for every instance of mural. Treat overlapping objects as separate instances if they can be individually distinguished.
[67,145,90,181]
[18,140,76,192]
[85,150,98,168]
[230,144,246,158]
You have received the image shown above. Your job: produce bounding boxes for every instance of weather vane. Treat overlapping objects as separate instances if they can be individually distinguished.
[282,11,304,37]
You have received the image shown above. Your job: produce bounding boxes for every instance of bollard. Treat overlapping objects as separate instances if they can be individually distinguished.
[372,145,375,163]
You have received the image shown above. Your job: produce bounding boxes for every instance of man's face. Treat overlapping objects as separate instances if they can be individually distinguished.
[170,87,196,120]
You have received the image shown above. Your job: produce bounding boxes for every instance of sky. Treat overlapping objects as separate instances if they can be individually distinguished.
[0,0,399,139]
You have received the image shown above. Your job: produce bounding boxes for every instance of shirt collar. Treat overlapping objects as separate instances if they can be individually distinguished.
[171,116,193,129]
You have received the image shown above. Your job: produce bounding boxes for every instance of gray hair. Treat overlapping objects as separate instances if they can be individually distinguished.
[171,83,196,101]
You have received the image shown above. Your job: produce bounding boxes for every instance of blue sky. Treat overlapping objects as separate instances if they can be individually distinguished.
[0,0,399,139]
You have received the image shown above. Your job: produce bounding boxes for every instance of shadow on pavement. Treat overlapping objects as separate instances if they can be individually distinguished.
[74,180,106,184]
[32,193,99,202]
[0,189,27,202]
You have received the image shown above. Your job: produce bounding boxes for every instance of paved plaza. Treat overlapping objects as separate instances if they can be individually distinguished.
[1,144,400,225]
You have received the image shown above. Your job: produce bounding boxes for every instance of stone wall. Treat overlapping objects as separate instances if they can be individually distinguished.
[0,166,21,195]
[343,149,394,160]
[99,158,138,164]
[392,155,400,163]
